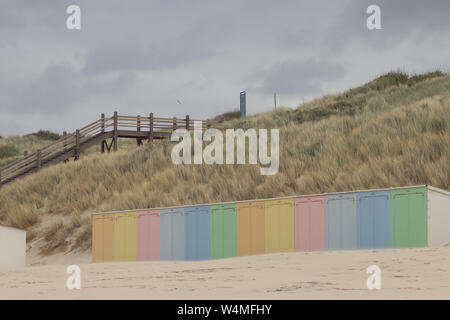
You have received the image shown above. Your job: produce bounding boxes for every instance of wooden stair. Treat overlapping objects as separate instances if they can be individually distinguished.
[0,112,211,187]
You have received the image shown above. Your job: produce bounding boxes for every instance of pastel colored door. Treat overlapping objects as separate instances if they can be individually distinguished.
[357,191,391,249]
[391,187,427,248]
[294,196,325,251]
[113,212,137,261]
[264,198,295,253]
[236,201,265,256]
[137,210,160,261]
[326,193,357,250]
[92,213,114,262]
[160,208,184,260]
[210,203,237,259]
[184,206,210,260]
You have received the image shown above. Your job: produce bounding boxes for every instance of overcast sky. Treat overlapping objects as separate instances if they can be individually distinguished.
[1,0,449,136]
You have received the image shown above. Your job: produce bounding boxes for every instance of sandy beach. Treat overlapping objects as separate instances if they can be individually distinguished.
[1,246,449,300]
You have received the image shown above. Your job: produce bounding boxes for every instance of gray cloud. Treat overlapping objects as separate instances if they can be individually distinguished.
[83,34,216,74]
[0,0,449,135]
[0,63,135,114]
[252,59,346,96]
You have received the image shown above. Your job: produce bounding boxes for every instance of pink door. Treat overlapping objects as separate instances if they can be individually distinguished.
[137,210,160,261]
[294,196,325,251]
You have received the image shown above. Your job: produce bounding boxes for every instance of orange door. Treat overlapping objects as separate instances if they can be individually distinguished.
[103,214,115,261]
[92,214,114,262]
[237,201,265,256]
[92,215,104,263]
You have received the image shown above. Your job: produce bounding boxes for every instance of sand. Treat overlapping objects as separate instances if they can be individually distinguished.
[1,246,450,299]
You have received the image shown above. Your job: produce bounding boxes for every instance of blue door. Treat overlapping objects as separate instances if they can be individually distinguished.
[184,206,210,260]
[160,208,185,260]
[357,191,391,249]
[326,193,357,250]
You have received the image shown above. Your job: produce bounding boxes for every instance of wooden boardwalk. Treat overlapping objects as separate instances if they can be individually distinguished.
[0,112,212,186]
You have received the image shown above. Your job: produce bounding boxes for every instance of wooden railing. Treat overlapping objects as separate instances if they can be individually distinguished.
[0,112,212,186]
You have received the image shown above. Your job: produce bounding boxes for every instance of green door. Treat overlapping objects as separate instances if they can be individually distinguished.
[210,203,237,259]
[391,187,427,248]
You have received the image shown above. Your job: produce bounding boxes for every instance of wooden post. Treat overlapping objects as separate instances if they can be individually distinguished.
[113,111,118,152]
[137,115,142,146]
[63,131,67,151]
[37,149,41,170]
[185,115,190,131]
[75,129,80,160]
[172,117,177,131]
[101,113,105,153]
[63,131,69,163]
[149,113,154,143]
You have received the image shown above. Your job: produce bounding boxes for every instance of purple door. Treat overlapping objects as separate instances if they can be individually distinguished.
[137,210,160,261]
[294,196,325,251]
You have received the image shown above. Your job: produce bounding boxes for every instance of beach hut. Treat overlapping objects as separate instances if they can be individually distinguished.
[0,225,26,268]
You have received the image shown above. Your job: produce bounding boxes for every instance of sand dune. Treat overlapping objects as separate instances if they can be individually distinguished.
[1,247,450,299]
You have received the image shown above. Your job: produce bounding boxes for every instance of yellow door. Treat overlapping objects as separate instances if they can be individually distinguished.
[265,199,294,253]
[126,213,137,261]
[237,201,265,256]
[114,212,137,261]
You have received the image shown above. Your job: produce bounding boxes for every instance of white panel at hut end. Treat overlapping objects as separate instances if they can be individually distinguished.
[0,226,26,268]
[427,186,450,247]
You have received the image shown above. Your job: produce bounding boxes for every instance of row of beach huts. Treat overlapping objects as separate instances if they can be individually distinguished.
[91,185,450,262]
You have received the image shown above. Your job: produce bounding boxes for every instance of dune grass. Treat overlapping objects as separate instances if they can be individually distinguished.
[0,71,449,256]
[0,131,61,167]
